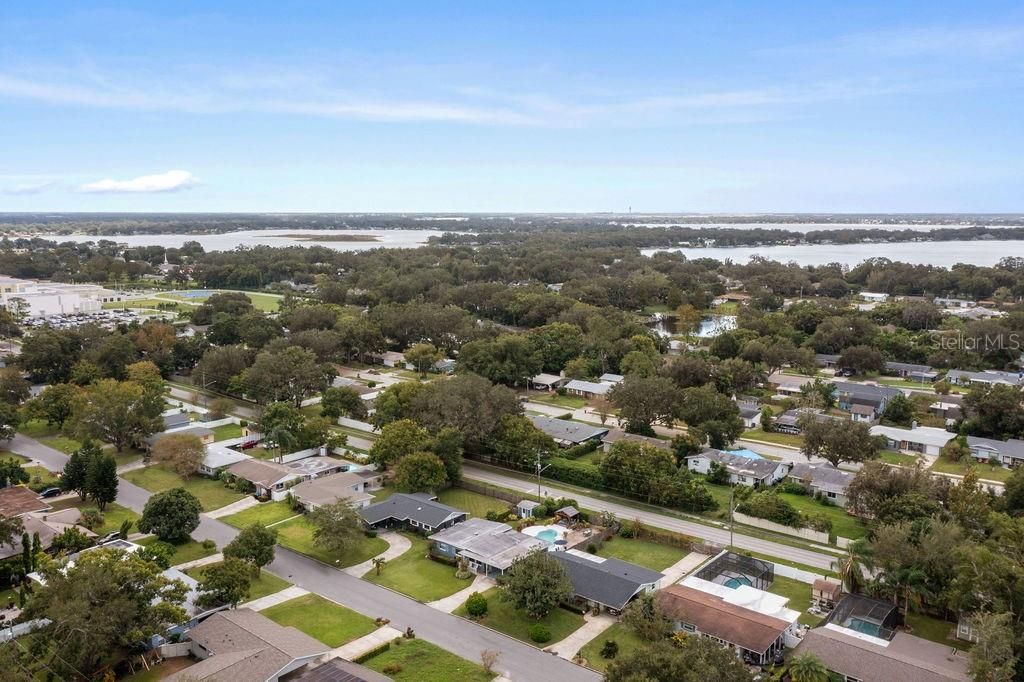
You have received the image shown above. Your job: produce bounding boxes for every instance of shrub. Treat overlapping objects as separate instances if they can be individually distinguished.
[381,663,402,675]
[778,481,809,495]
[735,491,802,528]
[600,639,619,659]
[465,591,488,617]
[79,507,104,531]
[201,539,217,550]
[706,461,730,485]
[532,505,548,518]
[529,624,552,643]
[586,543,598,554]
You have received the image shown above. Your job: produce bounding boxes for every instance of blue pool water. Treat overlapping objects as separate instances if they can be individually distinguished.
[171,289,212,299]
[536,529,560,543]
[727,448,763,460]
[724,577,753,589]
[847,618,882,637]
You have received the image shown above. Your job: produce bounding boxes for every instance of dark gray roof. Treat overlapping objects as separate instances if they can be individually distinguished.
[295,659,392,682]
[788,462,853,495]
[529,415,608,444]
[832,381,901,406]
[359,493,466,528]
[163,412,191,429]
[551,550,663,610]
[885,361,933,373]
[815,353,841,364]
[967,435,1024,460]
[736,402,761,419]
[688,448,783,480]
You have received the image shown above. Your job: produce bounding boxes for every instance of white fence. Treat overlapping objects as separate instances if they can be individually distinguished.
[337,416,378,433]
[158,642,192,658]
[733,511,831,545]
[0,618,50,642]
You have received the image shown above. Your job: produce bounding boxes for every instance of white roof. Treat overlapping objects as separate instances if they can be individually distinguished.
[869,425,955,449]
[563,379,612,395]
[681,575,800,625]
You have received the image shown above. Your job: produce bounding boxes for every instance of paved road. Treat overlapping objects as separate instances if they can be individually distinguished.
[10,434,599,682]
[463,463,839,570]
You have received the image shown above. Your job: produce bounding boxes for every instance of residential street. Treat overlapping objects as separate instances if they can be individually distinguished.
[463,463,839,570]
[10,433,600,682]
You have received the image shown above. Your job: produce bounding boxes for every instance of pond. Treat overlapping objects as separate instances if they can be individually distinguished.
[648,313,737,338]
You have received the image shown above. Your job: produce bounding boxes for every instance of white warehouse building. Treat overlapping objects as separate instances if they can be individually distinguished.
[0,275,124,318]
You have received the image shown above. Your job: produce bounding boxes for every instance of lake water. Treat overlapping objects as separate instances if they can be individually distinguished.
[649,313,737,338]
[10,228,448,252]
[641,240,1024,267]
[625,221,988,233]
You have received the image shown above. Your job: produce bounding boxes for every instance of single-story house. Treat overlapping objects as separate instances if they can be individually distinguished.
[946,369,1022,387]
[162,411,192,430]
[198,443,250,476]
[600,429,672,453]
[516,499,540,519]
[815,353,841,369]
[227,457,347,501]
[353,469,385,490]
[529,415,608,447]
[551,549,663,613]
[948,306,1004,321]
[787,463,855,508]
[850,403,877,423]
[832,381,902,416]
[934,297,975,309]
[531,373,567,391]
[359,492,467,533]
[657,583,791,666]
[870,424,955,457]
[377,351,406,368]
[294,659,391,682]
[563,379,613,398]
[736,402,761,429]
[164,608,330,682]
[0,507,96,561]
[966,435,1024,468]
[599,373,624,385]
[860,292,889,303]
[930,401,962,425]
[429,518,546,576]
[291,471,375,510]
[768,372,815,397]
[686,449,790,488]
[433,358,456,374]
[884,361,938,382]
[144,425,215,450]
[0,486,50,518]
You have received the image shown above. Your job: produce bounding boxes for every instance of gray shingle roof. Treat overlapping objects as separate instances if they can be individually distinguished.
[551,549,663,610]
[529,415,608,444]
[967,435,1024,461]
[359,493,466,528]
[689,448,783,480]
[788,462,853,495]
[794,627,969,682]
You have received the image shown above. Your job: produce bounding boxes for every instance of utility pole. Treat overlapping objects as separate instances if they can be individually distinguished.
[535,451,551,502]
[729,484,735,550]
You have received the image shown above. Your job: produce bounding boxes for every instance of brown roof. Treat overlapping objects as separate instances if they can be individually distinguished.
[292,471,372,508]
[167,608,328,682]
[657,584,789,654]
[794,627,969,682]
[813,578,842,599]
[0,486,50,518]
[0,509,96,561]
[228,459,293,487]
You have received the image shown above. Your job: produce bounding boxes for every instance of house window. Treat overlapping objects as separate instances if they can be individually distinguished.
[827,491,837,499]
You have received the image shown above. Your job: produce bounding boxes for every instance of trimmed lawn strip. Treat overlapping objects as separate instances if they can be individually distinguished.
[595,536,686,571]
[122,465,245,512]
[530,394,589,409]
[185,562,291,600]
[766,575,822,626]
[776,492,867,540]
[211,423,242,441]
[363,534,472,602]
[362,638,492,682]
[436,488,511,519]
[929,457,1012,483]
[49,498,141,535]
[453,587,585,645]
[879,450,921,466]
[222,501,298,528]
[275,516,388,568]
[137,535,218,565]
[579,622,645,672]
[261,593,377,647]
[743,428,803,448]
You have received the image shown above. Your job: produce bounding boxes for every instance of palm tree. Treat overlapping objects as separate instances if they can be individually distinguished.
[787,652,829,682]
[832,538,873,594]
[372,557,386,576]
[882,566,933,617]
[268,425,296,464]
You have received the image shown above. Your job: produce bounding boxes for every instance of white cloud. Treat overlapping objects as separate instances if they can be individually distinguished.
[78,170,198,194]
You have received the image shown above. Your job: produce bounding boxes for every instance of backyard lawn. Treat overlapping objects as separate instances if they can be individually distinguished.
[262,593,378,647]
[122,465,245,511]
[453,587,585,645]
[436,488,511,519]
[529,394,589,410]
[211,423,242,441]
[362,638,492,682]
[596,537,686,571]
[579,622,645,672]
[274,516,388,568]
[929,457,1013,483]
[222,501,298,528]
[906,612,963,649]
[363,534,472,602]
[879,450,921,466]
[186,562,291,600]
[743,428,803,448]
[136,535,218,565]
[776,492,867,540]
[50,498,141,535]
[766,575,822,626]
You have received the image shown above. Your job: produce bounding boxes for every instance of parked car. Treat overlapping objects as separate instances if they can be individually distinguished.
[96,532,121,544]
[38,487,63,498]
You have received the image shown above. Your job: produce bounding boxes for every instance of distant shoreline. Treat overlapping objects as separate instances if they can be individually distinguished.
[276,233,381,242]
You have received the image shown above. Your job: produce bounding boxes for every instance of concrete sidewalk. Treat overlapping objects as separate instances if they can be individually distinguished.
[205,495,261,518]
[427,574,493,613]
[343,531,411,577]
[174,552,223,570]
[548,613,616,660]
[660,551,710,586]
[329,625,403,661]
[240,585,310,611]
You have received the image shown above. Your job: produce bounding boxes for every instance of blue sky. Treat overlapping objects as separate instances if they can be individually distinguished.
[1,2,1022,213]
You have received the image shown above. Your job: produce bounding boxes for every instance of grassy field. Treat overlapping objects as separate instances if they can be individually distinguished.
[362,638,493,682]
[274,516,388,568]
[186,562,291,600]
[363,534,472,601]
[879,450,921,466]
[222,501,299,528]
[776,492,867,540]
[211,423,242,441]
[436,488,511,519]
[743,428,803,448]
[453,587,585,645]
[596,537,687,571]
[906,612,963,648]
[122,465,245,512]
[579,622,645,672]
[240,292,282,312]
[930,457,1013,482]
[262,593,377,647]
[136,535,218,565]
[24,465,60,486]
[103,298,190,313]
[530,394,589,409]
[50,498,141,535]
[767,575,823,626]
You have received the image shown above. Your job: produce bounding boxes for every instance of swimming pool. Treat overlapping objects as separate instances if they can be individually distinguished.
[846,618,883,637]
[536,529,560,542]
[522,525,567,544]
[724,576,753,589]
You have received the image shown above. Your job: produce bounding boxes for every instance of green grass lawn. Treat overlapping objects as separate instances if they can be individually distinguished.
[929,457,1013,483]
[2,451,30,464]
[529,394,589,410]
[436,488,511,519]
[767,575,822,626]
[41,434,83,454]
[453,587,585,646]
[137,535,218,565]
[362,638,492,682]
[186,562,291,600]
[363,534,472,601]
[906,612,963,649]
[240,292,282,312]
[24,465,60,486]
[18,419,61,439]
[274,516,388,568]
[743,428,803,448]
[222,501,299,528]
[211,423,242,441]
[579,622,645,672]
[596,537,686,571]
[122,464,245,511]
[262,593,378,647]
[776,492,867,540]
[50,498,141,535]
[879,450,921,466]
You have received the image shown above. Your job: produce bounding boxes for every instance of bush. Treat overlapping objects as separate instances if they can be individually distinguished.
[735,491,802,528]
[79,507,104,531]
[586,543,598,554]
[352,642,391,663]
[529,624,552,643]
[532,505,548,518]
[778,481,809,495]
[201,539,217,550]
[381,663,402,675]
[544,458,603,489]
[600,639,619,659]
[465,591,488,617]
